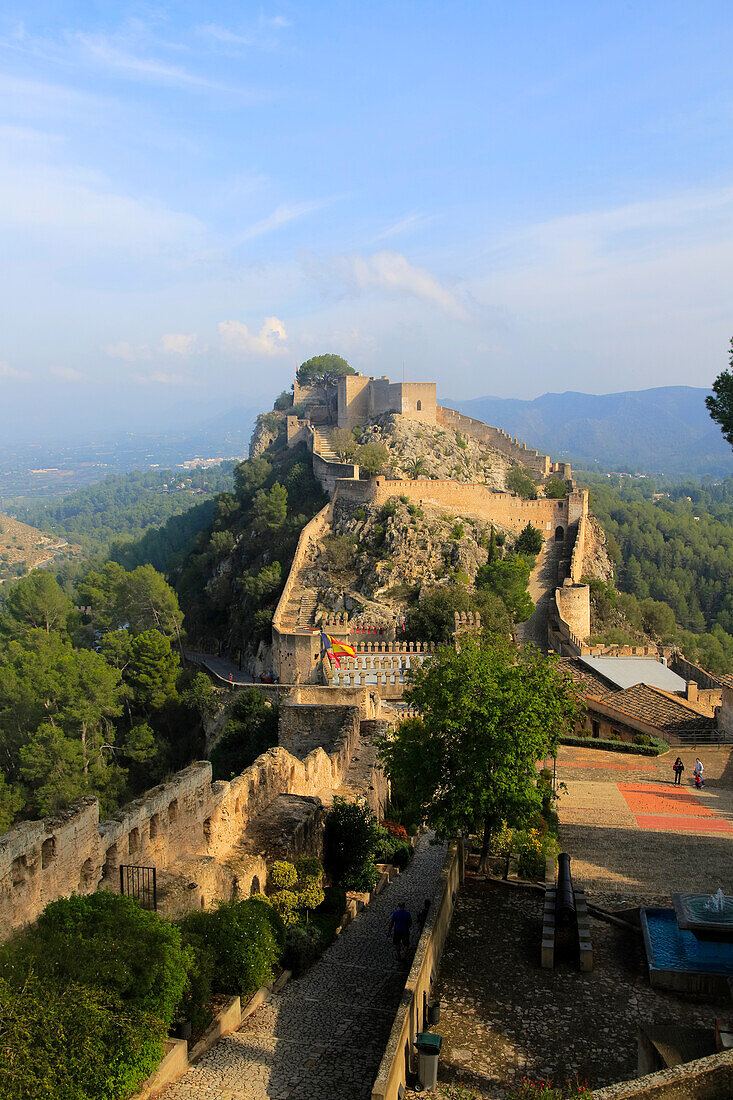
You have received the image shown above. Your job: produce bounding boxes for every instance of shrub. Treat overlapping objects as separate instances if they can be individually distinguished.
[374,825,412,870]
[451,522,465,540]
[0,893,189,1100]
[560,734,669,756]
[0,973,166,1100]
[544,478,570,499]
[177,898,284,999]
[3,892,189,1023]
[175,934,215,1033]
[515,827,556,880]
[282,925,323,976]
[324,797,380,891]
[269,888,300,926]
[270,860,298,889]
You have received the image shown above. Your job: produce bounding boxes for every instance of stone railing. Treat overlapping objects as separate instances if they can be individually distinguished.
[371,841,463,1100]
[323,650,433,697]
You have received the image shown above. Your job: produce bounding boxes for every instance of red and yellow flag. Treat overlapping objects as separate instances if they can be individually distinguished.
[321,632,356,667]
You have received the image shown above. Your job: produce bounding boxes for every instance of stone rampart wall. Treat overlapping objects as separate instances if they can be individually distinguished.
[278,703,360,761]
[312,449,359,493]
[339,477,578,537]
[437,406,573,479]
[0,701,365,939]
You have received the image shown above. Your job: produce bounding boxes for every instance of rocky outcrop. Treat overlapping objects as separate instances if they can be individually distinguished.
[581,515,615,584]
[249,412,285,458]
[356,413,515,487]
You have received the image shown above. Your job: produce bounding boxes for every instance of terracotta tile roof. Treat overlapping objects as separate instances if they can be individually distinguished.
[716,673,733,690]
[588,684,716,735]
[556,658,716,735]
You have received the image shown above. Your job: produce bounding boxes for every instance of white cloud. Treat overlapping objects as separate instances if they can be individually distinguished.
[332,250,471,321]
[0,360,29,380]
[50,366,83,382]
[105,341,145,361]
[162,333,197,356]
[73,32,229,91]
[218,317,288,357]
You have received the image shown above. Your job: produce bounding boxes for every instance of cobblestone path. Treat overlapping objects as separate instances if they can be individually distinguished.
[160,836,447,1100]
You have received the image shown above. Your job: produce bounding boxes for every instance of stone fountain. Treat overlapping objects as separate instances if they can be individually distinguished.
[641,890,733,996]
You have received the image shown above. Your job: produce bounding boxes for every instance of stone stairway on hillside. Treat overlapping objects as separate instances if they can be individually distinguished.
[279,587,319,631]
[312,428,341,463]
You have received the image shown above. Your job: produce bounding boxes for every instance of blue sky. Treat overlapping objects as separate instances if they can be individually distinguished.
[2,1,733,439]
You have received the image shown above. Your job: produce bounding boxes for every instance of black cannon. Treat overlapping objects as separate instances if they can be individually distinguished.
[556,851,577,927]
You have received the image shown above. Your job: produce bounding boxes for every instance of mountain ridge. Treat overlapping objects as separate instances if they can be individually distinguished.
[445,385,733,477]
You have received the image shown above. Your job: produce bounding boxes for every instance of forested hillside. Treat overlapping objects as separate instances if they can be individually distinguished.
[0,567,218,832]
[585,475,733,672]
[9,464,234,556]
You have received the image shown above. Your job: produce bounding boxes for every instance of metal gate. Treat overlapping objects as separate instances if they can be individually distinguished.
[119,865,157,911]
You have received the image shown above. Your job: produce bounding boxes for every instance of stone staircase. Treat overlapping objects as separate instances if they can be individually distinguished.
[312,428,340,463]
[279,587,319,631]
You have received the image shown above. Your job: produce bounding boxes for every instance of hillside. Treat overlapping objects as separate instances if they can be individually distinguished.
[450,386,733,478]
[0,514,77,581]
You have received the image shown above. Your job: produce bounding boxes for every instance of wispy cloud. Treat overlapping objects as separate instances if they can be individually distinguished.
[237,200,332,242]
[374,213,433,242]
[330,251,471,321]
[219,317,289,357]
[73,32,229,91]
[198,13,293,54]
[0,361,29,380]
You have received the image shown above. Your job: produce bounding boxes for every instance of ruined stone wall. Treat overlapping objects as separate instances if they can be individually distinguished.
[0,703,366,939]
[278,704,360,761]
[272,496,335,683]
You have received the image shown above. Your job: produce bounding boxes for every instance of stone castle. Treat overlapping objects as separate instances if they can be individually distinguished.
[11,367,730,944]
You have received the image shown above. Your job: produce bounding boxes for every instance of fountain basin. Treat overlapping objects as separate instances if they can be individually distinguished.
[641,909,733,997]
[672,891,733,940]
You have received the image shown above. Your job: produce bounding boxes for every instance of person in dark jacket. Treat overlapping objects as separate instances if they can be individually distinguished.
[673,757,684,786]
[388,901,412,962]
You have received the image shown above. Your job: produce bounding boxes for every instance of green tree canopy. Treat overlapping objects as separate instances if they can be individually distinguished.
[515,523,544,556]
[356,442,390,477]
[379,638,581,868]
[329,428,359,462]
[78,562,183,640]
[475,555,534,622]
[0,630,125,817]
[544,477,570,499]
[506,466,538,500]
[1,572,73,639]
[296,354,354,388]
[706,339,733,447]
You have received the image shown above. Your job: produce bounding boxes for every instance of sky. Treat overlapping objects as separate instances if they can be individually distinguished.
[2,1,733,442]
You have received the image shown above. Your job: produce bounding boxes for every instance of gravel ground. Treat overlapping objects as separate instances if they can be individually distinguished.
[406,877,727,1100]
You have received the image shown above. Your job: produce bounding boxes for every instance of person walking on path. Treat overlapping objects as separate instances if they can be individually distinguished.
[673,757,685,786]
[388,901,412,963]
[693,758,704,788]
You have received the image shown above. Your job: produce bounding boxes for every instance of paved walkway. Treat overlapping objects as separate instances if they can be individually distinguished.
[516,538,562,652]
[160,836,447,1100]
[185,651,256,686]
[557,744,733,906]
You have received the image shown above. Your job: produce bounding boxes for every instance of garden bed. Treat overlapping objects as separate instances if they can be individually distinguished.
[560,735,669,756]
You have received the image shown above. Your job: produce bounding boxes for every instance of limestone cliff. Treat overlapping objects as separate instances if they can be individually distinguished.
[294,495,514,623]
[581,515,614,585]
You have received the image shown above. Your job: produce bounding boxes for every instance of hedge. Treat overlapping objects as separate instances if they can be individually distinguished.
[0,893,190,1100]
[560,734,669,756]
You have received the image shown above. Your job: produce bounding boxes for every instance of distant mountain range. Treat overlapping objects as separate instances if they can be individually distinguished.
[447,386,733,479]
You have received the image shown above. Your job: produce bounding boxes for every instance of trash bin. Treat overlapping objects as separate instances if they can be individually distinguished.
[416,1031,442,1090]
[428,1000,442,1025]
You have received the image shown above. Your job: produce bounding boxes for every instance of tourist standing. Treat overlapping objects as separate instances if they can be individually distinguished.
[388,901,412,963]
[693,758,704,788]
[673,757,684,786]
